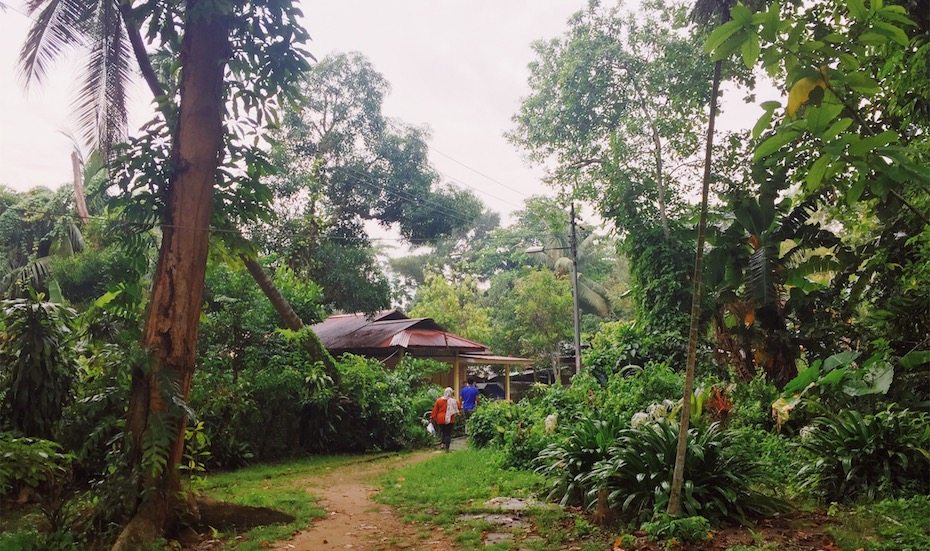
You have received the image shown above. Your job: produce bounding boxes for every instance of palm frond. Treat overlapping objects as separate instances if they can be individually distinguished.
[578,278,611,316]
[74,0,131,154]
[19,0,90,86]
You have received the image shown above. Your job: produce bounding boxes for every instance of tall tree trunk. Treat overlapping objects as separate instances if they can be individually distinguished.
[70,151,90,223]
[240,254,339,381]
[121,13,332,376]
[667,58,723,516]
[113,5,230,549]
[650,124,670,238]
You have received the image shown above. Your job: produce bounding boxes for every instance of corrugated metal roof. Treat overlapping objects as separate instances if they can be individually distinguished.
[310,310,488,353]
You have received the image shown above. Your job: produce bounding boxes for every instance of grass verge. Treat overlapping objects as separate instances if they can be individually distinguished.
[375,447,609,551]
[826,496,930,551]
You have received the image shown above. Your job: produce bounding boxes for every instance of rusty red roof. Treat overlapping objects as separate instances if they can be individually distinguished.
[311,310,489,354]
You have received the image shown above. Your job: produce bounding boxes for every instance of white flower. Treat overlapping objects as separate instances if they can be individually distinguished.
[631,412,650,428]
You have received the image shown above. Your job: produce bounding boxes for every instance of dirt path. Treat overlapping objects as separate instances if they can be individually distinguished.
[272,450,455,551]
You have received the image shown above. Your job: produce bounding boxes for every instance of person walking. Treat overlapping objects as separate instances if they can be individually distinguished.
[460,377,481,423]
[431,387,459,452]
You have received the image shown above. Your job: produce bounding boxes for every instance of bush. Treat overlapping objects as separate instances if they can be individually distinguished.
[467,400,518,448]
[730,372,779,430]
[590,420,787,522]
[602,362,683,425]
[535,413,624,507]
[0,433,70,497]
[584,321,688,382]
[797,407,930,501]
[642,513,712,544]
[727,427,797,489]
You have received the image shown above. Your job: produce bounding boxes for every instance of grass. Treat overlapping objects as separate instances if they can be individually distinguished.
[826,496,930,551]
[200,453,380,550]
[375,447,610,550]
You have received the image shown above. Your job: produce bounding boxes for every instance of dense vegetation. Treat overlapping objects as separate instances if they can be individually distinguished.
[1,0,928,547]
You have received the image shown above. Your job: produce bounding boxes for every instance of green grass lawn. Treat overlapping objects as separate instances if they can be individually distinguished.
[375,447,610,551]
[200,454,378,550]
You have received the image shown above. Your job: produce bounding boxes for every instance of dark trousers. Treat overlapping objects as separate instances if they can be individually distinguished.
[438,423,453,450]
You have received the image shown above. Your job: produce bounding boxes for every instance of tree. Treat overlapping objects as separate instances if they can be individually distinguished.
[256,52,484,311]
[409,273,491,343]
[0,291,77,439]
[511,0,713,239]
[20,0,312,545]
[489,269,574,381]
[667,0,734,519]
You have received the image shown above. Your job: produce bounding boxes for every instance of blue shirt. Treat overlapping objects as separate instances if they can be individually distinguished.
[460,385,480,411]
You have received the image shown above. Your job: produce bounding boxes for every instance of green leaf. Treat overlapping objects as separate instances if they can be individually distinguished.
[900,350,930,369]
[805,103,844,134]
[741,33,761,68]
[820,367,848,385]
[859,31,888,45]
[731,3,753,24]
[825,351,861,371]
[872,21,910,46]
[784,362,821,394]
[806,155,831,188]
[847,177,867,205]
[752,109,775,139]
[823,117,853,140]
[754,130,800,161]
[849,130,897,155]
[705,20,743,53]
[845,72,881,94]
[848,0,867,19]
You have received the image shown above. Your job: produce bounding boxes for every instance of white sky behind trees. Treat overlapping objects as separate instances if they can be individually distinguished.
[0,0,776,227]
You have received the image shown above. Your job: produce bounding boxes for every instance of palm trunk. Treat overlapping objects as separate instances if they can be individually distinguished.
[666,58,723,516]
[70,151,90,223]
[113,5,230,548]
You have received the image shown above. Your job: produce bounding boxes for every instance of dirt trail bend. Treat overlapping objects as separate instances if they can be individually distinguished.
[273,450,453,551]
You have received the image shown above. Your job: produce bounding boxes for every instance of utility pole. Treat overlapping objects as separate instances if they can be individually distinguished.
[569,203,582,375]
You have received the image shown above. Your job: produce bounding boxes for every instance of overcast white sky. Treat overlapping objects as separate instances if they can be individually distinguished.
[0,0,776,226]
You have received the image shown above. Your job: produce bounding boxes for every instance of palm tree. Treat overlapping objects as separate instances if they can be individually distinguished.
[667,0,732,517]
[535,230,612,317]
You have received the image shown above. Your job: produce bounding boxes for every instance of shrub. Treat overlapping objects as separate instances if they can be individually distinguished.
[0,433,71,497]
[730,372,779,430]
[602,362,683,424]
[535,413,624,507]
[589,420,787,522]
[727,427,797,489]
[642,513,712,544]
[467,400,517,448]
[584,321,688,382]
[797,408,930,501]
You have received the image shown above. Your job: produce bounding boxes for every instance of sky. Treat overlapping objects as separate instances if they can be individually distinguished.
[0,0,777,227]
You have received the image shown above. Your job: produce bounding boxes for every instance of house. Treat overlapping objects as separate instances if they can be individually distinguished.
[311,309,532,400]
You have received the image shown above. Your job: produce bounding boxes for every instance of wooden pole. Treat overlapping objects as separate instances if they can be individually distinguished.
[505,364,511,402]
[453,354,461,397]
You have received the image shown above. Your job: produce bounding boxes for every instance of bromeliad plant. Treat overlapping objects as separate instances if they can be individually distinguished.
[535,413,624,507]
[588,420,788,522]
[797,408,930,501]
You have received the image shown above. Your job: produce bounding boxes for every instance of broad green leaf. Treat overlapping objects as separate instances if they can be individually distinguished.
[900,350,930,369]
[741,33,761,68]
[872,21,910,46]
[731,2,753,24]
[849,130,897,155]
[877,8,917,26]
[847,177,867,204]
[845,72,880,94]
[784,362,820,394]
[705,20,743,53]
[752,109,775,139]
[805,103,844,134]
[819,367,848,385]
[823,117,853,140]
[824,350,861,371]
[859,31,888,45]
[848,0,867,19]
[754,130,800,161]
[761,100,782,110]
[838,53,860,70]
[806,155,831,188]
